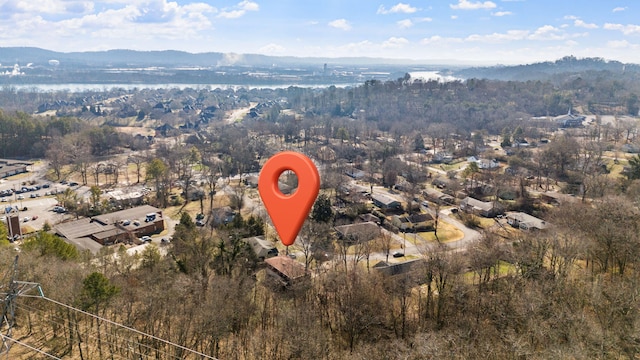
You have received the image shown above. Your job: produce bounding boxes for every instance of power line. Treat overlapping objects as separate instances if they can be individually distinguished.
[0,334,61,360]
[15,302,189,360]
[1,256,217,360]
[22,295,217,360]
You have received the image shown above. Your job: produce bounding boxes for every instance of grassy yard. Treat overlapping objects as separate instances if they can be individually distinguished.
[462,260,517,284]
[416,220,464,243]
[437,160,466,172]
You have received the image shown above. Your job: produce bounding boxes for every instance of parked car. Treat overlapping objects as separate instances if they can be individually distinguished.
[392,251,405,258]
[196,220,205,227]
[121,219,131,226]
[161,238,171,244]
[140,236,152,243]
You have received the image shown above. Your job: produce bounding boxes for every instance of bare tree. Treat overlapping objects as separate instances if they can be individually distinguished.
[299,220,333,271]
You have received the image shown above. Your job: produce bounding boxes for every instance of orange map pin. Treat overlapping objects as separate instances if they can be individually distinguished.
[258,151,320,247]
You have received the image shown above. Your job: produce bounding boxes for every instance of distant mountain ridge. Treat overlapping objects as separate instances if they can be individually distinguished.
[452,55,640,81]
[0,47,460,68]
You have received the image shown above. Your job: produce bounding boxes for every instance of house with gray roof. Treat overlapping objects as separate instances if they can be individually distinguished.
[506,212,549,231]
[460,197,503,218]
[372,193,402,211]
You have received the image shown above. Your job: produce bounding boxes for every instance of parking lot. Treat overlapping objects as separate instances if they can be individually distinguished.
[0,163,76,234]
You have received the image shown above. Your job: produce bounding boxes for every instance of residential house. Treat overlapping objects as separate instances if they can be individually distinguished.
[211,206,236,226]
[345,167,365,179]
[459,197,503,218]
[391,213,434,232]
[374,259,425,277]
[264,256,308,286]
[423,188,455,205]
[335,222,380,243]
[506,212,549,231]
[432,152,453,164]
[372,193,402,211]
[243,235,279,260]
[467,157,500,170]
[407,213,434,231]
[245,175,259,188]
[622,143,640,153]
[358,213,381,224]
[391,215,413,232]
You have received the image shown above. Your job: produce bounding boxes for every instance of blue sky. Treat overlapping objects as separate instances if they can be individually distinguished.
[0,0,638,64]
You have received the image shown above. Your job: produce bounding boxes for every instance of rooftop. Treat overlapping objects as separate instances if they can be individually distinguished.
[92,205,161,225]
[335,221,380,242]
[264,256,306,281]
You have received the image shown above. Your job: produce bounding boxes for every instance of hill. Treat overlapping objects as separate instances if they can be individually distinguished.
[452,55,640,81]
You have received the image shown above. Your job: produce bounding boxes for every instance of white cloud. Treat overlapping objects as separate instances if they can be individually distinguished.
[450,0,497,10]
[423,26,584,46]
[0,0,95,16]
[528,25,562,40]
[382,37,409,48]
[563,15,578,20]
[604,23,640,35]
[239,1,259,11]
[328,19,351,31]
[574,19,598,29]
[259,43,285,53]
[612,7,627,12]
[451,15,458,19]
[397,19,413,28]
[492,11,512,16]
[218,10,244,19]
[421,35,463,44]
[0,1,217,50]
[218,0,258,19]
[466,29,529,43]
[608,40,631,48]
[337,40,374,53]
[377,3,418,15]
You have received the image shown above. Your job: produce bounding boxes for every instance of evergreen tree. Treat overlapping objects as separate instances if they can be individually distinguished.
[312,194,333,223]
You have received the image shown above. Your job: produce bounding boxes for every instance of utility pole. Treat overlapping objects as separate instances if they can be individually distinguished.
[0,256,44,355]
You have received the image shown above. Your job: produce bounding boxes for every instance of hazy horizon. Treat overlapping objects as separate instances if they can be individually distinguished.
[0,1,638,66]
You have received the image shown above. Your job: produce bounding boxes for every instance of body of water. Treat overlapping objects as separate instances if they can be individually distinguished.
[2,82,358,92]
